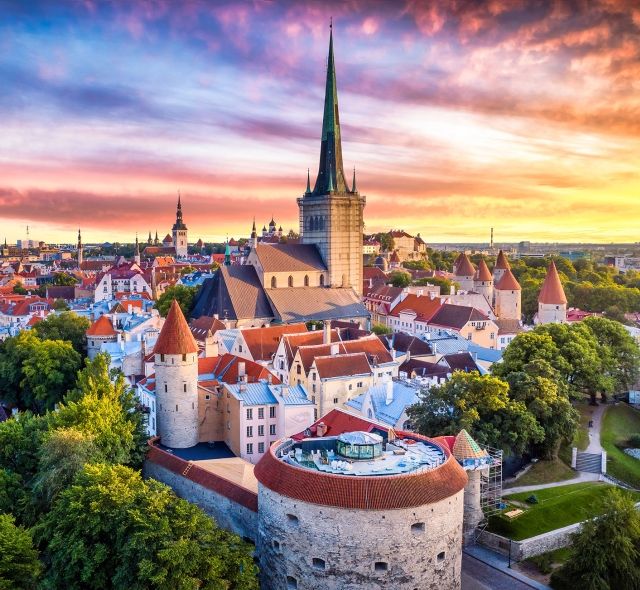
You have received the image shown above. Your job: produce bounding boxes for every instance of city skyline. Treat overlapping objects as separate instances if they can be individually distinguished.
[1,1,639,244]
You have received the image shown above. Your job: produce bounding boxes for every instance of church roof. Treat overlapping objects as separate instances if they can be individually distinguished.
[455,253,475,277]
[495,268,521,291]
[86,315,117,336]
[254,244,326,273]
[154,299,198,355]
[494,250,511,270]
[539,260,567,304]
[475,259,492,281]
[162,234,173,243]
[266,287,369,323]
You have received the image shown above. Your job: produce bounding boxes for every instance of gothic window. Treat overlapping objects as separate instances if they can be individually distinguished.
[304,275,309,287]
[271,276,277,288]
[288,275,293,287]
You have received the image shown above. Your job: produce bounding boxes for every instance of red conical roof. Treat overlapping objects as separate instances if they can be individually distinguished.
[494,250,511,270]
[538,261,567,305]
[154,300,198,355]
[475,259,492,281]
[495,268,521,291]
[86,315,118,336]
[455,253,475,277]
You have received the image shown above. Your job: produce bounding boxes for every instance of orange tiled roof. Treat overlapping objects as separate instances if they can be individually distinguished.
[494,250,511,270]
[390,293,442,322]
[313,352,371,379]
[153,300,198,355]
[475,259,492,281]
[240,323,307,361]
[86,315,118,336]
[538,260,567,305]
[495,268,521,291]
[455,253,475,276]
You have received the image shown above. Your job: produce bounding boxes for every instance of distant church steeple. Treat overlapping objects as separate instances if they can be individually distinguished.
[134,233,141,265]
[77,228,83,267]
[172,192,188,258]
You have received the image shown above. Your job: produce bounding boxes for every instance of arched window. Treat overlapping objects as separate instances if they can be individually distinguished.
[304,275,309,287]
[271,276,277,288]
[319,275,325,287]
[288,275,293,287]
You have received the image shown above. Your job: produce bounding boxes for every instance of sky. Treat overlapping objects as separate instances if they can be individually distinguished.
[1,0,639,245]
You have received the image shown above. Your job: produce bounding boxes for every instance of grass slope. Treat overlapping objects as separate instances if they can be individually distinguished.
[504,458,576,489]
[489,482,640,540]
[601,403,640,489]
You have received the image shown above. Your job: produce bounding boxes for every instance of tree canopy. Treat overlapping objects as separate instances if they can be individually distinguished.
[154,284,198,318]
[33,311,90,355]
[38,463,258,590]
[0,513,41,590]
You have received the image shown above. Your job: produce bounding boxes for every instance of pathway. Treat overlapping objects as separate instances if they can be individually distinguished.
[585,403,606,455]
[504,472,600,495]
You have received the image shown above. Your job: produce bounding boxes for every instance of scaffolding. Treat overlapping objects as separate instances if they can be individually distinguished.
[479,445,503,516]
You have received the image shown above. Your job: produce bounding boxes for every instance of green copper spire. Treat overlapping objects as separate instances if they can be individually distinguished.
[224,239,231,266]
[327,165,334,192]
[311,22,347,195]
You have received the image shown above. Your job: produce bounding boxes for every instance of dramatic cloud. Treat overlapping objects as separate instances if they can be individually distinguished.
[0,0,638,243]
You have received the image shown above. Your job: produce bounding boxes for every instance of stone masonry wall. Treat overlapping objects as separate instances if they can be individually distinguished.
[257,485,464,590]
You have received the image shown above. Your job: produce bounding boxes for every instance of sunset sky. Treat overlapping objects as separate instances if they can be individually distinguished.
[1,0,639,245]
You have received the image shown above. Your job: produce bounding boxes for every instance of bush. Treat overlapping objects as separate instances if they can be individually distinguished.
[628,434,640,448]
[526,494,539,504]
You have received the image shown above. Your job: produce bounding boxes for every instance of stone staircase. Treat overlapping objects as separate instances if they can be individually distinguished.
[575,452,602,474]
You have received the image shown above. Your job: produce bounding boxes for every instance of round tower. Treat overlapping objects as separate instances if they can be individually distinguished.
[154,299,199,448]
[86,314,118,360]
[494,269,521,320]
[255,430,467,590]
[454,253,475,292]
[473,258,493,302]
[537,260,567,324]
[492,250,510,286]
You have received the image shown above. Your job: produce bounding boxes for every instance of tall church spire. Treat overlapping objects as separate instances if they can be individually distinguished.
[311,23,348,195]
[173,192,187,231]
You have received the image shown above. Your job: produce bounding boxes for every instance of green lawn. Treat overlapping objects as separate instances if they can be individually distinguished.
[504,458,576,489]
[601,403,640,489]
[488,482,640,540]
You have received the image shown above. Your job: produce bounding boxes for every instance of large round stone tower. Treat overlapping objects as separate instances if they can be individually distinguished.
[86,315,119,360]
[154,299,199,448]
[254,430,468,590]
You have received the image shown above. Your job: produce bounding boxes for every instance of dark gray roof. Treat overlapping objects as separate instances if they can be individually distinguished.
[387,332,432,356]
[442,352,479,373]
[255,244,327,272]
[266,287,369,323]
[191,266,273,321]
[429,304,488,330]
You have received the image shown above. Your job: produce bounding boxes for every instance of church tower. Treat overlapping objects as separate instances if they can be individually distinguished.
[134,234,141,265]
[298,25,365,296]
[154,300,199,448]
[172,194,188,258]
[77,228,83,268]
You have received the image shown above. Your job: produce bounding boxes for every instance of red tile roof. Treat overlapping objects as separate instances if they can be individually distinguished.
[154,300,199,355]
[495,268,521,291]
[197,353,280,384]
[494,250,511,270]
[389,293,442,322]
[86,315,118,336]
[539,261,568,305]
[291,408,382,440]
[455,253,475,276]
[314,352,371,379]
[475,259,492,281]
[241,323,307,361]
[254,430,467,510]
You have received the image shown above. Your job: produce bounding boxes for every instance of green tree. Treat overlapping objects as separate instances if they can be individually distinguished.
[52,298,69,311]
[154,285,198,317]
[180,265,197,276]
[413,276,457,294]
[21,339,82,413]
[12,283,27,295]
[551,488,640,590]
[0,514,41,590]
[403,259,431,271]
[39,463,258,590]
[33,311,91,355]
[0,469,28,517]
[371,322,392,335]
[57,353,147,468]
[388,270,411,288]
[0,331,40,408]
[52,272,78,286]
[374,232,395,253]
[0,413,48,482]
[505,360,578,459]
[407,372,543,455]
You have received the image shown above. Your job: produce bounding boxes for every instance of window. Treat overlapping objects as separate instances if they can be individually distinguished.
[247,408,253,420]
[258,425,264,437]
[348,384,352,391]
[258,407,264,419]
[246,443,253,454]
[437,551,445,562]
[296,364,301,375]
[258,442,265,453]
[319,275,324,286]
[247,426,253,437]
[273,540,280,550]
[312,558,326,570]
[271,276,277,288]
[312,372,316,381]
[205,394,211,400]
[182,354,186,362]
[183,383,187,392]
[374,562,388,572]
[270,424,276,435]
[312,385,316,393]
[164,384,168,393]
[160,354,165,362]
[280,360,284,370]
[357,381,363,388]
[490,332,495,339]
[175,404,178,411]
[286,577,297,590]
[288,275,293,287]
[411,522,425,534]
[333,397,338,404]
[269,407,276,418]
[304,275,309,287]
[238,344,243,353]
[286,514,299,525]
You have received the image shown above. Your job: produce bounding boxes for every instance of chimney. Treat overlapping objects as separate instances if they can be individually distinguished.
[128,304,132,314]
[323,319,331,344]
[385,379,394,405]
[417,289,423,297]
[330,343,339,356]
[213,313,219,320]
[316,422,327,437]
[432,342,437,355]
[267,374,272,384]
[429,291,435,300]
[111,315,117,328]
[450,285,455,295]
[238,361,246,378]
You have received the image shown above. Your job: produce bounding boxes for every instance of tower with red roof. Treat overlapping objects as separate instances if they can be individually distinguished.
[494,268,521,320]
[171,193,188,258]
[154,299,200,448]
[473,258,493,303]
[536,260,568,324]
[454,253,475,292]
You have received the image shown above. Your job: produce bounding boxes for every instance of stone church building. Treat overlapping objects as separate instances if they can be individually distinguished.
[192,28,368,327]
